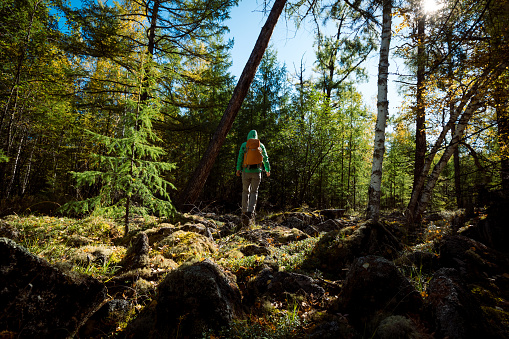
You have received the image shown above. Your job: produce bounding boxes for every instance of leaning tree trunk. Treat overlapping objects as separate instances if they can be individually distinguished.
[366,0,392,221]
[406,63,506,222]
[412,96,483,219]
[177,0,287,210]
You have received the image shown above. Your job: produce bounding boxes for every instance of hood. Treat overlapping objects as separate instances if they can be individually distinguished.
[247,130,258,140]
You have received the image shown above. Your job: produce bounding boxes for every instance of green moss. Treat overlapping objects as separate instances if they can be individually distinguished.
[159,230,217,263]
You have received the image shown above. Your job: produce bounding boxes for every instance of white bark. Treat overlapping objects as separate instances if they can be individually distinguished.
[6,132,25,198]
[366,0,392,221]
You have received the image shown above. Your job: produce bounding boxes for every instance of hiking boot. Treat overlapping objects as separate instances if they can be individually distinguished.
[241,213,250,227]
[246,211,255,226]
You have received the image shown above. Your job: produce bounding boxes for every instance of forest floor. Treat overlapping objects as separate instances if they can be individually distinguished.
[1,206,508,338]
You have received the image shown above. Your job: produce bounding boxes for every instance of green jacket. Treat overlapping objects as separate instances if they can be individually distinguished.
[236,130,270,173]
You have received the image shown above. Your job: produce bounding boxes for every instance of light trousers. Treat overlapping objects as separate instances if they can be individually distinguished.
[242,171,262,213]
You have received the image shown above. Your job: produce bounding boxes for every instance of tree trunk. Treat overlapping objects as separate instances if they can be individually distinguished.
[21,138,36,195]
[140,0,160,104]
[6,132,26,199]
[495,79,509,195]
[452,125,463,208]
[366,0,392,221]
[177,0,287,210]
[413,13,426,195]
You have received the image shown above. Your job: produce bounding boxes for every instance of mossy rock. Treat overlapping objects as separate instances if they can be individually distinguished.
[162,212,218,229]
[158,230,217,263]
[70,245,125,266]
[265,211,322,225]
[301,223,373,278]
[265,227,309,245]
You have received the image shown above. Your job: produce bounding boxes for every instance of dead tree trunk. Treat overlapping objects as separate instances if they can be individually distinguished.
[177,0,287,210]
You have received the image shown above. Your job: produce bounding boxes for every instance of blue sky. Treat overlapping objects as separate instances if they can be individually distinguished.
[225,1,405,112]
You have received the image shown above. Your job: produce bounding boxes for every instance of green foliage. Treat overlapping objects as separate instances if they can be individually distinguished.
[215,234,321,274]
[205,297,304,338]
[381,120,414,209]
[270,236,321,272]
[273,82,373,210]
[404,264,432,298]
[0,149,8,163]
[1,0,507,218]
[214,310,303,339]
[0,0,78,198]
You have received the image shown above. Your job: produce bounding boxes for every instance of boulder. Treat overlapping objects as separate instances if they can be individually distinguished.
[438,235,509,284]
[336,256,423,329]
[395,250,440,274]
[239,244,272,256]
[314,219,342,233]
[459,198,509,253]
[246,267,325,304]
[125,259,243,338]
[270,211,322,226]
[238,226,308,246]
[304,221,402,277]
[159,230,217,263]
[0,237,107,338]
[425,268,492,339]
[80,299,131,338]
[318,209,346,220]
[119,232,150,272]
[0,220,19,240]
[376,315,423,339]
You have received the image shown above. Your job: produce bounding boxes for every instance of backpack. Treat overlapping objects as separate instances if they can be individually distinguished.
[243,139,263,168]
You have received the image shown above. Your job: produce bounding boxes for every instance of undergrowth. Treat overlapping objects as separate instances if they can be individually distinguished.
[203,299,304,339]
[5,215,125,278]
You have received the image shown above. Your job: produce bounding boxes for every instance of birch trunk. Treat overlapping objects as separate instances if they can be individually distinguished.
[21,138,37,195]
[6,132,26,198]
[177,0,287,209]
[366,0,392,221]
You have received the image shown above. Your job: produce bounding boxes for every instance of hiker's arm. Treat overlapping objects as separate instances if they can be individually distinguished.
[261,144,271,173]
[236,143,246,173]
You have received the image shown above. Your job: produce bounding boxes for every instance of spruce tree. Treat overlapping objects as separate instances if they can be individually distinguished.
[62,55,175,235]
